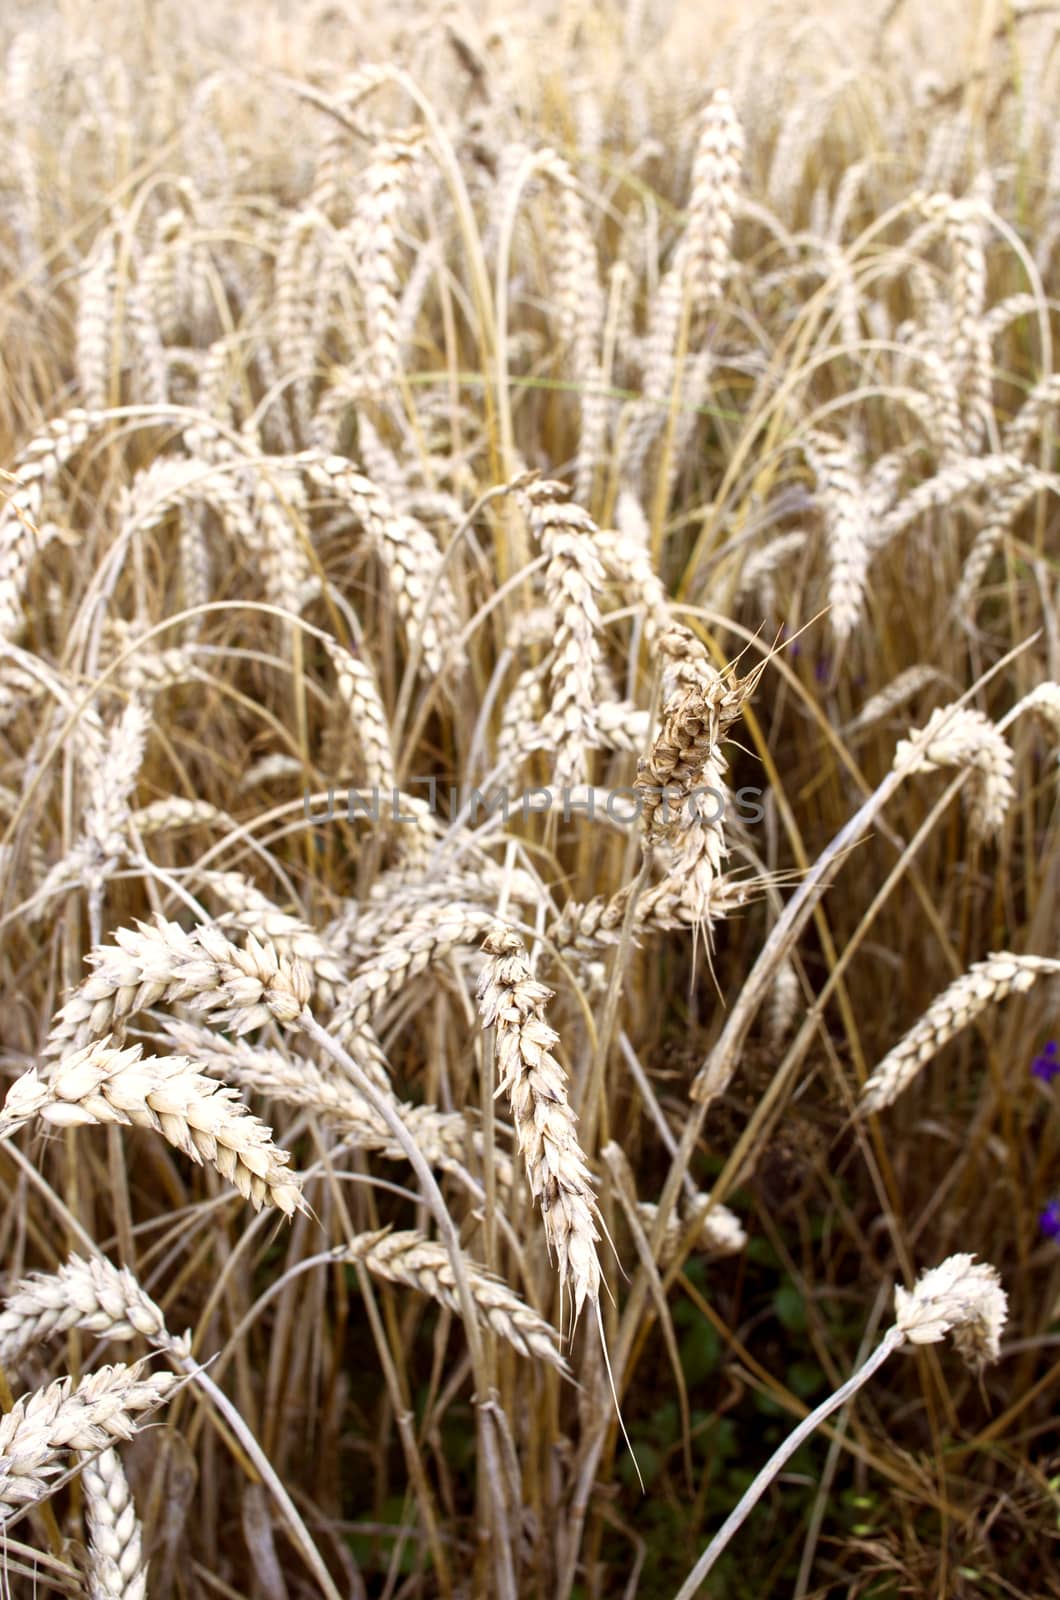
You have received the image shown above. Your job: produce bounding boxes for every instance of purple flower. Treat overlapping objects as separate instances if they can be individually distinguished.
[1031,1040,1059,1083]
[1040,1200,1060,1241]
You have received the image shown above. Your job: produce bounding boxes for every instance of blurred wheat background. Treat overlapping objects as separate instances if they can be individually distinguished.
[0,0,1057,1595]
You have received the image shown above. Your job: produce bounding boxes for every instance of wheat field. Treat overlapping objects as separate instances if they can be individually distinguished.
[0,0,1057,1595]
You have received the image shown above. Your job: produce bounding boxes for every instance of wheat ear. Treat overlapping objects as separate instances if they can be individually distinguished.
[44,916,313,1058]
[342,1228,569,1373]
[81,1447,148,1600]
[0,1252,172,1368]
[860,953,1060,1113]
[476,926,602,1323]
[0,1037,304,1214]
[893,703,1015,837]
[0,1363,177,1520]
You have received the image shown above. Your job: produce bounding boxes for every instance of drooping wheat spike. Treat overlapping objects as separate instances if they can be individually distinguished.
[595,698,653,753]
[139,208,182,342]
[34,700,150,913]
[946,200,986,371]
[44,917,312,1058]
[684,86,744,311]
[274,210,322,436]
[626,88,743,484]
[341,1227,569,1373]
[764,958,801,1049]
[893,702,1016,838]
[252,462,319,618]
[872,454,1025,553]
[636,1195,747,1268]
[106,625,205,703]
[321,636,396,793]
[81,699,149,868]
[310,126,354,224]
[954,469,1059,618]
[595,522,673,645]
[0,1253,170,1369]
[81,1447,149,1600]
[208,900,348,1014]
[1010,682,1060,760]
[0,409,102,640]
[539,149,604,384]
[0,1362,177,1520]
[843,666,945,737]
[476,926,603,1323]
[0,1037,305,1214]
[1002,371,1060,459]
[661,754,732,935]
[496,665,547,779]
[516,477,607,788]
[860,953,1060,1113]
[76,228,117,409]
[550,871,772,953]
[349,136,420,391]
[333,903,498,1039]
[127,797,233,837]
[803,430,872,643]
[302,453,459,677]
[981,291,1041,346]
[735,530,807,616]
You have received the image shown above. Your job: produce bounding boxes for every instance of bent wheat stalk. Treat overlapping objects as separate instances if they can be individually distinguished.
[674,1256,1007,1598]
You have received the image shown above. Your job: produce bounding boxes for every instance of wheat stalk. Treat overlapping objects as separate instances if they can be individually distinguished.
[675,1254,1007,1597]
